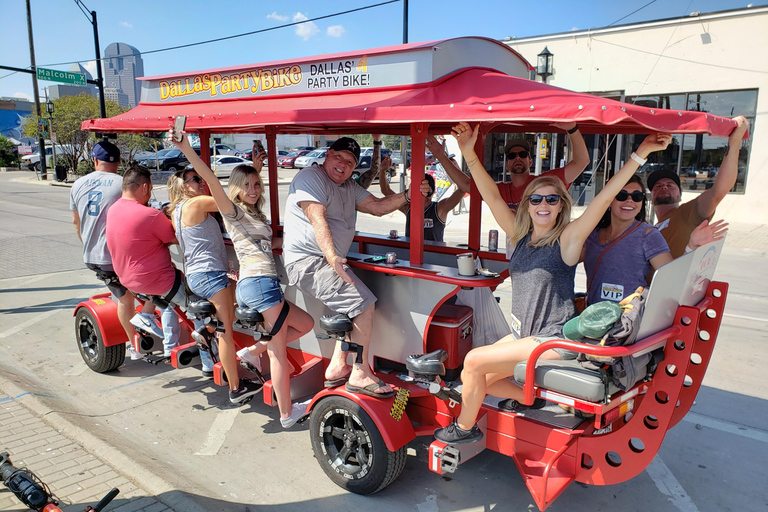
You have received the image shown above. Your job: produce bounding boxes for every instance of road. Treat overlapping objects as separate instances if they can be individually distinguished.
[1,171,767,511]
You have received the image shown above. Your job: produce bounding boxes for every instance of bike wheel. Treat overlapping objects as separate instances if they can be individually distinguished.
[310,396,406,494]
[75,308,125,373]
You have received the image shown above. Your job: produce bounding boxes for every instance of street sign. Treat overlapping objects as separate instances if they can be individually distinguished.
[19,145,32,155]
[36,67,86,86]
[51,133,57,143]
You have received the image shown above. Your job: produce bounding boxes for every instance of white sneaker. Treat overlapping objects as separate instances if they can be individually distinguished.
[128,337,142,361]
[281,400,310,429]
[130,312,164,339]
[236,346,262,372]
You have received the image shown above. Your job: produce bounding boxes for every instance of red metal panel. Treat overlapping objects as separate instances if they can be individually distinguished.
[409,123,427,265]
[74,294,127,347]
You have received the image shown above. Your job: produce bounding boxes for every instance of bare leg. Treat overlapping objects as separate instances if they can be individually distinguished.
[116,292,136,341]
[208,284,239,391]
[347,304,392,394]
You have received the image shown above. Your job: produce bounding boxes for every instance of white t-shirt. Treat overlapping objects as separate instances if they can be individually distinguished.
[70,171,123,266]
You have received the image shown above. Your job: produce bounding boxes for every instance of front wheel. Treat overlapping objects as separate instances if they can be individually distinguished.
[75,308,125,373]
[310,396,407,495]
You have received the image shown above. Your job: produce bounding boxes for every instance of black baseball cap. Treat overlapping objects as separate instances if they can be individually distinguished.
[647,169,681,192]
[329,137,361,164]
[92,140,120,162]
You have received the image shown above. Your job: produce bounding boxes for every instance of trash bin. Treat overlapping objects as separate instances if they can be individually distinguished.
[55,165,67,182]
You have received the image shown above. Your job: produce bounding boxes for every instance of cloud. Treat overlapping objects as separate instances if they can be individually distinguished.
[293,12,319,41]
[13,92,32,101]
[119,21,133,29]
[571,26,579,31]
[326,25,345,38]
[267,11,288,22]
[83,61,97,79]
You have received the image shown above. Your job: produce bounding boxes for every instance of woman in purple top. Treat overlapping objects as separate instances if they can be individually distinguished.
[582,175,671,305]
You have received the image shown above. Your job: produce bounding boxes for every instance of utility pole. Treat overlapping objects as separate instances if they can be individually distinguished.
[26,0,46,180]
[91,9,106,118]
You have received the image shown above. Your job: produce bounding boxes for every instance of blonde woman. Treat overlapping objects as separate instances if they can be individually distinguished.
[434,122,672,444]
[172,131,314,428]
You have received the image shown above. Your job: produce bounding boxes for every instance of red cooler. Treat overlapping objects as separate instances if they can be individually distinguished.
[426,304,473,381]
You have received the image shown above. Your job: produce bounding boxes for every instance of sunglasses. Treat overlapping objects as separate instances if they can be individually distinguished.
[507,150,529,160]
[529,194,561,206]
[615,190,644,202]
[185,175,203,184]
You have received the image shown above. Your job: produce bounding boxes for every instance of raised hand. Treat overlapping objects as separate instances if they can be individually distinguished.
[637,132,673,156]
[451,122,480,156]
[689,219,728,250]
[550,122,577,132]
[426,136,445,157]
[729,116,749,143]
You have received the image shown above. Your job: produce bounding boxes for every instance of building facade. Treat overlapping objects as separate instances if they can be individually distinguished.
[103,42,144,108]
[502,6,766,225]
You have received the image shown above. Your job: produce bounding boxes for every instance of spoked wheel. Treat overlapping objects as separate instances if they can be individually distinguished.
[310,396,406,494]
[75,308,125,373]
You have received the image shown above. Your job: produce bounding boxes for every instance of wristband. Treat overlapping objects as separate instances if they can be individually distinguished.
[629,152,647,166]
[566,124,580,135]
[373,141,382,146]
[685,244,694,254]
[404,189,410,203]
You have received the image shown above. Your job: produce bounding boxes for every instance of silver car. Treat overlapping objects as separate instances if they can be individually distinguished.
[294,148,328,169]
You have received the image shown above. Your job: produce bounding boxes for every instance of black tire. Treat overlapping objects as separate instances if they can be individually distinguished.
[75,308,125,373]
[166,164,180,172]
[34,162,42,173]
[310,396,407,495]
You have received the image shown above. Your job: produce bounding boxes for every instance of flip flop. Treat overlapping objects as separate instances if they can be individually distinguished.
[345,380,395,399]
[324,366,352,388]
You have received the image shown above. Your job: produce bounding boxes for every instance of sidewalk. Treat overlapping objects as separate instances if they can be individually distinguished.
[0,377,199,512]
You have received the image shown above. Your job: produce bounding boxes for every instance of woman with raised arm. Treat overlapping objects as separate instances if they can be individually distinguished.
[434,122,672,445]
[171,129,314,428]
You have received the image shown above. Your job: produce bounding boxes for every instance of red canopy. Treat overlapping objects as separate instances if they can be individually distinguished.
[82,67,738,137]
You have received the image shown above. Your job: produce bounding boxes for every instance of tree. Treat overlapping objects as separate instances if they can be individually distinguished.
[22,94,153,172]
[0,135,17,166]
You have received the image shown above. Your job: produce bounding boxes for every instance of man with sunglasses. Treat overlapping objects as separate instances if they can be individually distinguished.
[427,122,589,210]
[648,116,748,258]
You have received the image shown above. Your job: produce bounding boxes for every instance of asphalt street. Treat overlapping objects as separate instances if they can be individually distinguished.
[1,170,767,512]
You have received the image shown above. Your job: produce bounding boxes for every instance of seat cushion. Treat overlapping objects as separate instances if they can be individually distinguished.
[187,299,216,316]
[514,360,619,403]
[235,307,264,323]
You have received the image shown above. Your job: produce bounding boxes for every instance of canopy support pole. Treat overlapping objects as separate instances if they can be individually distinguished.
[266,127,279,228]
[468,128,485,252]
[199,129,211,174]
[409,123,427,265]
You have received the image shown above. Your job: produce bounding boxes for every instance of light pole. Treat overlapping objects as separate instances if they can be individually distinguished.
[46,100,58,180]
[535,47,554,174]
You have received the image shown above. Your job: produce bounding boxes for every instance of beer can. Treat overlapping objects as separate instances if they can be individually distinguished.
[386,252,397,264]
[489,229,499,252]
[389,229,398,239]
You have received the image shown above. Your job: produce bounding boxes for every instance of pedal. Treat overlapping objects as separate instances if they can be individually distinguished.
[439,445,460,473]
[239,359,266,384]
[428,382,462,408]
[144,354,170,365]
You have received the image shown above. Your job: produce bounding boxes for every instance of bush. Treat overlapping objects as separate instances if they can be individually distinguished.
[77,160,95,176]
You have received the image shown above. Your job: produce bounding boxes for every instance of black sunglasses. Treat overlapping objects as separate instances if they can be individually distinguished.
[185,175,203,184]
[615,190,644,202]
[529,194,561,206]
[507,150,529,160]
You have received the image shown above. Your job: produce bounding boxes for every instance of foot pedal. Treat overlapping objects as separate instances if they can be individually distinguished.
[239,359,266,383]
[429,382,462,408]
[144,354,170,365]
[429,442,460,475]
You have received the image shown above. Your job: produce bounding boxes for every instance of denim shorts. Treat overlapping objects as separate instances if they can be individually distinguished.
[236,276,284,312]
[186,271,231,300]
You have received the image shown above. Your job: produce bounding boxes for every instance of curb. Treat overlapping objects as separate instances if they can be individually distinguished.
[0,374,208,512]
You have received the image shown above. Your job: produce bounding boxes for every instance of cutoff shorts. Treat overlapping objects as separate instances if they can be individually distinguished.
[86,263,128,298]
[532,335,579,360]
[286,255,376,318]
[236,276,284,312]
[186,271,231,300]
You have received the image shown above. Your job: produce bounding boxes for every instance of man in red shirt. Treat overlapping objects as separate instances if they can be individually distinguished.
[427,122,589,210]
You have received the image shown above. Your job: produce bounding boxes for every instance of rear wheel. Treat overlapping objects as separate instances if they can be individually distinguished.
[75,308,125,373]
[310,396,407,494]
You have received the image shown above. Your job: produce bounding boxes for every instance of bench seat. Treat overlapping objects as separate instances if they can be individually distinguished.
[514,360,619,403]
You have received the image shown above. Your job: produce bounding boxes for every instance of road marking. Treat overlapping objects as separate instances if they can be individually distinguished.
[195,408,240,456]
[646,456,701,512]
[682,412,768,444]
[0,309,63,339]
[723,312,768,323]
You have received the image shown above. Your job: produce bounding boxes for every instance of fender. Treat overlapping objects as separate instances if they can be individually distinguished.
[73,293,128,348]
[309,387,416,452]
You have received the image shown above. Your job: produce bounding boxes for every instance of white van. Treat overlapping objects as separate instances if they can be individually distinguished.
[21,144,72,171]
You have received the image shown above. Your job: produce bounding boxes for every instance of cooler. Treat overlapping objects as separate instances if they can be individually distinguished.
[426,304,473,381]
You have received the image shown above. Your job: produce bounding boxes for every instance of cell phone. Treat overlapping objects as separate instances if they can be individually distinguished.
[254,139,265,154]
[172,116,186,142]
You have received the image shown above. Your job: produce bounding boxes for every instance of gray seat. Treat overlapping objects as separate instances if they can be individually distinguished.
[514,360,619,403]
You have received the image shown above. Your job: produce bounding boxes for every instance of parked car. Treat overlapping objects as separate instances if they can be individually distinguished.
[350,152,396,182]
[210,144,238,156]
[294,148,328,169]
[209,155,254,178]
[278,149,312,168]
[293,146,316,152]
[21,144,71,172]
[138,147,199,172]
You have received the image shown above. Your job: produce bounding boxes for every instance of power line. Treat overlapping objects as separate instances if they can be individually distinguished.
[38,0,399,69]
[607,0,658,27]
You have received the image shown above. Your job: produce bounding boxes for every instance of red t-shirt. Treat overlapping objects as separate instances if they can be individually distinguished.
[496,167,569,209]
[106,198,177,296]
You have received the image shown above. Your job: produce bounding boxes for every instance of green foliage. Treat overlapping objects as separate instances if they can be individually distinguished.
[0,135,18,166]
[76,159,95,176]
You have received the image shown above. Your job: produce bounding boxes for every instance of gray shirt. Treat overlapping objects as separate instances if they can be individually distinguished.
[508,235,577,338]
[173,200,228,275]
[283,164,371,266]
[70,171,123,266]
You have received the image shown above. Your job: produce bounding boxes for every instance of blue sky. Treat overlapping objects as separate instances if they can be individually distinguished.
[1,0,762,102]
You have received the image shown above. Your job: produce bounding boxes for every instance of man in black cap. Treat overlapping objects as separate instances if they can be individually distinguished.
[648,116,748,258]
[427,122,589,210]
[283,137,422,399]
[70,140,156,358]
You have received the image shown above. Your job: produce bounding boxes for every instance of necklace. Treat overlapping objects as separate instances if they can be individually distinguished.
[602,221,636,244]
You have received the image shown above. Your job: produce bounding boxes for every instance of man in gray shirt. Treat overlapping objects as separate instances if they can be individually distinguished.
[283,137,416,399]
[70,140,161,354]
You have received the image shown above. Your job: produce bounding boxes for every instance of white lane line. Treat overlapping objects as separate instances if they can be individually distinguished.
[195,408,240,456]
[646,456,701,512]
[682,412,768,444]
[0,309,63,339]
[722,313,768,323]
